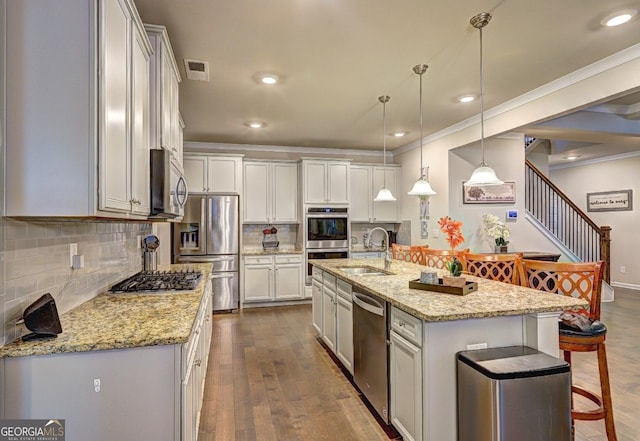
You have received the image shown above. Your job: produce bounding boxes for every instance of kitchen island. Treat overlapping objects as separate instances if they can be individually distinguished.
[0,263,213,441]
[311,258,586,441]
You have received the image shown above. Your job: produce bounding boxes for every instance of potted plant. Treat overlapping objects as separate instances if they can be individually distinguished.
[438,216,466,287]
[483,213,510,253]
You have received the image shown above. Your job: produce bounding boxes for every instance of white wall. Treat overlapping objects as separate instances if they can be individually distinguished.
[551,155,640,288]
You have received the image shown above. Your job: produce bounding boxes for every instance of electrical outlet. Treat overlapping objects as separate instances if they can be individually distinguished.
[94,378,101,392]
[69,243,78,267]
[137,235,142,249]
[620,266,626,274]
[466,342,488,350]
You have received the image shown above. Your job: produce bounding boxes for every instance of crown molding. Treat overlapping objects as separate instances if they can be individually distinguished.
[184,141,386,157]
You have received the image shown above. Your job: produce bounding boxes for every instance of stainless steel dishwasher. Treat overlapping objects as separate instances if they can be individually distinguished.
[353,287,390,424]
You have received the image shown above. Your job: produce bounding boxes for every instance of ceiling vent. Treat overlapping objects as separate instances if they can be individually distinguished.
[183,59,210,81]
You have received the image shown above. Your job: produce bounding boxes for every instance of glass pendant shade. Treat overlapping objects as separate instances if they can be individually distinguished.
[464,163,503,186]
[374,95,396,202]
[374,187,397,201]
[465,12,503,187]
[408,177,436,195]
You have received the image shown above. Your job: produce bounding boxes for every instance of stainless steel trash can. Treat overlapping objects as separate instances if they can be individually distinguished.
[457,346,571,441]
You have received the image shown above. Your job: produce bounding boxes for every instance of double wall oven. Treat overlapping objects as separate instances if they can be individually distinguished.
[305,207,349,285]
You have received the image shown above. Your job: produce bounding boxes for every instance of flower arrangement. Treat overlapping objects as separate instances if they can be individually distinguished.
[438,216,465,276]
[483,213,510,247]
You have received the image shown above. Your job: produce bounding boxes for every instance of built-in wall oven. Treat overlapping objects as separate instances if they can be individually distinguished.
[305,207,349,284]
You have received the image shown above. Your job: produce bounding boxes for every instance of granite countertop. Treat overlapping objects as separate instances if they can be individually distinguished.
[311,258,587,322]
[242,248,303,256]
[0,263,212,358]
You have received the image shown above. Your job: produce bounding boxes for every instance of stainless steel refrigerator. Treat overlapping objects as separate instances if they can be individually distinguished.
[173,195,239,312]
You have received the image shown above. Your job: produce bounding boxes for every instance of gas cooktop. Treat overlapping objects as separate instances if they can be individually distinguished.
[109,269,203,293]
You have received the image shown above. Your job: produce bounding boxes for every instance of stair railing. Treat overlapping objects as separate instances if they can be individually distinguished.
[525,159,611,282]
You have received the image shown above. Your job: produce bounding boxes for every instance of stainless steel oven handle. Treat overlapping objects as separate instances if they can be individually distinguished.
[306,248,349,253]
[209,273,235,279]
[353,292,384,316]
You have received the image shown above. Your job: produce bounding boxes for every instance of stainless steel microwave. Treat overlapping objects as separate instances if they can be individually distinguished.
[150,149,188,219]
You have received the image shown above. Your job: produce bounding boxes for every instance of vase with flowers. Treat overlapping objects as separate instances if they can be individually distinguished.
[483,213,510,253]
[438,216,466,287]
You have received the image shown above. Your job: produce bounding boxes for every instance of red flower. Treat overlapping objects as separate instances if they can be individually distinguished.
[438,216,465,250]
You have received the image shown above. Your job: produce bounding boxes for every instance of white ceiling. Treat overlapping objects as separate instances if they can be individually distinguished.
[133,0,640,156]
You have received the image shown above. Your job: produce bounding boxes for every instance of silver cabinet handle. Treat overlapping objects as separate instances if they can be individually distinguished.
[194,359,202,367]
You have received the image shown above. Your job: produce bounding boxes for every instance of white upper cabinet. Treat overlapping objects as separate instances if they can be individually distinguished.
[302,159,350,205]
[145,24,182,167]
[350,164,401,223]
[5,0,152,218]
[184,154,243,194]
[243,161,298,223]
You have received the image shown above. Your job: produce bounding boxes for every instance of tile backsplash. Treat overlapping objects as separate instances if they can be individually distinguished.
[0,217,151,345]
[242,224,300,250]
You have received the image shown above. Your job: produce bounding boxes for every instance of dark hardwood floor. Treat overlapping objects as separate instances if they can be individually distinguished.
[198,289,640,441]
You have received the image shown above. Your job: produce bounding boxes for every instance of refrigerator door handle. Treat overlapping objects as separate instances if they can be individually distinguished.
[207,197,213,255]
[209,273,235,279]
[200,197,207,253]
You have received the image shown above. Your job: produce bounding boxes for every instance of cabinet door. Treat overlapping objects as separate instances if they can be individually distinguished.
[130,26,150,215]
[372,166,399,222]
[207,157,241,193]
[274,263,303,300]
[312,279,323,334]
[243,264,273,302]
[161,46,174,152]
[349,165,372,222]
[304,161,328,203]
[390,330,423,441]
[322,287,337,352]
[243,162,270,223]
[184,156,207,192]
[272,162,298,222]
[100,0,132,212]
[336,295,354,374]
[327,162,350,204]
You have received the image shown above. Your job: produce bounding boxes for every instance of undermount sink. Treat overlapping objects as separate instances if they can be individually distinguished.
[338,266,393,276]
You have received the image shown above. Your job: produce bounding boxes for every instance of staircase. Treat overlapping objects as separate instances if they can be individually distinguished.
[524,158,612,283]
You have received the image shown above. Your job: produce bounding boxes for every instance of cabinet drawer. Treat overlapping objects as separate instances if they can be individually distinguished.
[336,279,352,301]
[390,307,422,347]
[312,266,323,281]
[275,254,302,264]
[323,272,337,289]
[244,255,273,265]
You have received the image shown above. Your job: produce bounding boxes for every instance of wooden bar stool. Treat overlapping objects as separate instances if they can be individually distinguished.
[461,252,523,285]
[520,259,617,440]
[391,244,426,265]
[421,248,468,270]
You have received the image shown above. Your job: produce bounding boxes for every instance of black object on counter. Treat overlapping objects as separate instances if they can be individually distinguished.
[21,293,63,341]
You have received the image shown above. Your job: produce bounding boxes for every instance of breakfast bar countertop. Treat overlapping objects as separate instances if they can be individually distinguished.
[311,258,587,322]
[0,263,212,359]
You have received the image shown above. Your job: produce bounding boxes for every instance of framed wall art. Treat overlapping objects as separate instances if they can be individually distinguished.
[586,189,632,212]
[463,182,516,204]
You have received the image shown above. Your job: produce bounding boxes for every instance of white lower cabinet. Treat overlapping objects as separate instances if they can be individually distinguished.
[243,254,303,303]
[321,272,337,352]
[390,306,423,441]
[335,279,354,374]
[312,267,323,334]
[2,282,213,441]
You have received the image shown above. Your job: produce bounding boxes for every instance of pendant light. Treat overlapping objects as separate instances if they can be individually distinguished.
[464,12,504,187]
[408,64,436,196]
[374,95,396,202]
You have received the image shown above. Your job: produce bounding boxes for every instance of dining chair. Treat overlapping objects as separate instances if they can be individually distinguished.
[391,244,426,265]
[421,248,468,270]
[460,252,523,285]
[520,259,616,440]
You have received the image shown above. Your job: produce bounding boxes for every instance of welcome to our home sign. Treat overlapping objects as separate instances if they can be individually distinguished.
[586,189,633,212]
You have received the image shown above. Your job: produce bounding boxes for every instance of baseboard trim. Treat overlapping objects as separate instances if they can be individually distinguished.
[241,299,311,309]
[610,282,640,291]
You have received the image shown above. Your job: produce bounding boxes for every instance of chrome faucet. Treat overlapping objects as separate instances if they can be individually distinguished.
[368,227,392,271]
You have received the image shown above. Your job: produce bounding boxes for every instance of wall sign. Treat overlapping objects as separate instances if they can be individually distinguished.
[463,182,516,204]
[586,189,633,212]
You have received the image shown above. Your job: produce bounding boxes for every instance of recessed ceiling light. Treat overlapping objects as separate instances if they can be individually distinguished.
[260,74,279,85]
[245,121,266,129]
[601,9,637,27]
[393,131,407,137]
[458,95,475,103]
